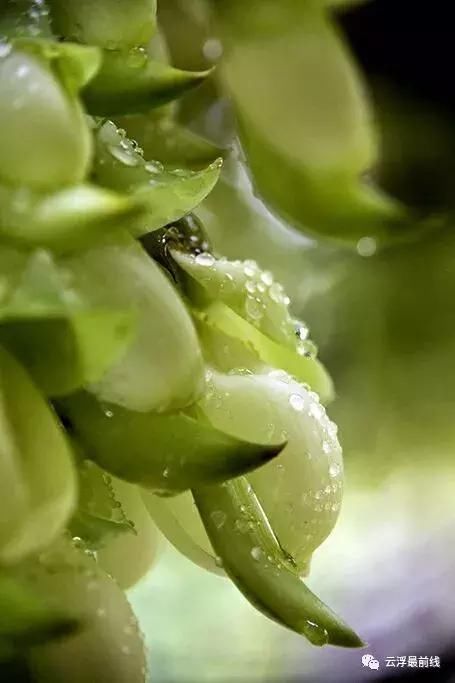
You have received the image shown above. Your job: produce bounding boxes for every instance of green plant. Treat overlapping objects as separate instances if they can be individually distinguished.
[0,0,401,679]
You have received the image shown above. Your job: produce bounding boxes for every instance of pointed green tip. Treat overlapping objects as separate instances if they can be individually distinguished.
[262,439,288,462]
[327,626,366,649]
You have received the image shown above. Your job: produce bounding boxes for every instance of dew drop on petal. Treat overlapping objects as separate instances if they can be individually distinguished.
[260,271,274,286]
[269,282,284,303]
[357,236,377,257]
[195,252,215,267]
[289,393,305,412]
[251,546,263,562]
[245,296,263,321]
[322,440,331,454]
[108,145,140,166]
[303,621,329,646]
[309,403,324,420]
[210,510,226,529]
[329,462,341,478]
[203,38,223,61]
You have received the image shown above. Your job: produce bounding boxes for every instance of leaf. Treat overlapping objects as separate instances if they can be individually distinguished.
[58,390,286,495]
[118,113,224,169]
[0,183,142,252]
[0,249,135,397]
[213,0,412,246]
[47,0,157,49]
[194,477,363,647]
[83,50,212,116]
[93,120,222,237]
[69,459,134,550]
[0,345,76,565]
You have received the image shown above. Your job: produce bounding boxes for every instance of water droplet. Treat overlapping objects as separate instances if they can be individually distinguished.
[108,145,140,166]
[245,296,263,321]
[260,271,274,286]
[163,467,170,478]
[245,280,256,294]
[251,546,263,562]
[268,369,289,381]
[327,421,338,438]
[357,236,377,257]
[289,393,305,412]
[269,282,284,303]
[214,555,223,567]
[146,161,164,174]
[296,323,309,341]
[329,462,341,478]
[322,440,331,454]
[210,510,226,529]
[314,490,322,500]
[235,519,250,533]
[303,620,329,646]
[266,422,276,440]
[203,37,223,61]
[126,47,147,69]
[195,252,215,267]
[309,403,324,420]
[243,260,258,277]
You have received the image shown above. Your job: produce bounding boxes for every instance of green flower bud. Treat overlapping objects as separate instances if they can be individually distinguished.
[151,368,343,574]
[0,43,97,189]
[201,369,343,569]
[172,249,333,401]
[24,539,147,683]
[64,234,205,413]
